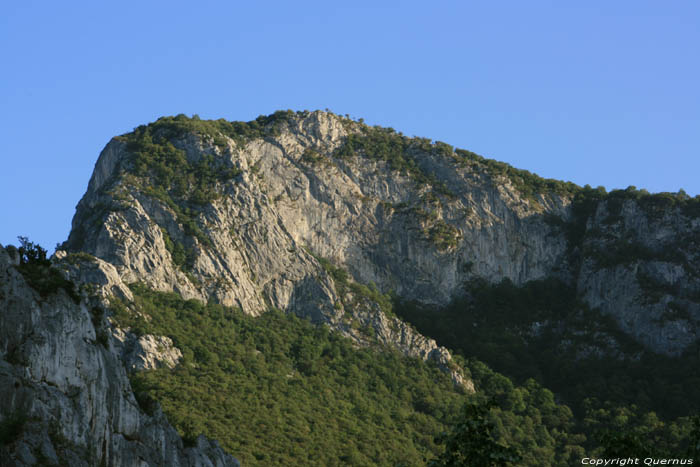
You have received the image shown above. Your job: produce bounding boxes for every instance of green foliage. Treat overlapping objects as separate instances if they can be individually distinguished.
[120,123,239,206]
[14,237,79,303]
[130,378,159,417]
[110,284,467,466]
[605,186,700,220]
[334,125,454,192]
[331,118,591,205]
[395,277,700,457]
[551,185,700,279]
[63,252,96,265]
[433,141,454,158]
[686,416,700,458]
[116,113,700,239]
[584,400,697,458]
[335,127,423,173]
[429,399,522,467]
[451,147,700,222]
[395,204,461,250]
[116,115,253,253]
[17,237,48,264]
[89,307,110,347]
[310,251,395,317]
[333,120,700,225]
[596,429,660,458]
[346,281,395,317]
[461,361,587,466]
[454,149,580,201]
[160,228,195,270]
[427,220,460,251]
[124,111,298,151]
[95,330,109,348]
[584,240,659,270]
[301,148,324,164]
[312,254,350,287]
[109,284,598,465]
[0,410,27,446]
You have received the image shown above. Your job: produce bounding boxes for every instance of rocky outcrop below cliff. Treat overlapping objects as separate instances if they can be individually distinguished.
[0,245,239,466]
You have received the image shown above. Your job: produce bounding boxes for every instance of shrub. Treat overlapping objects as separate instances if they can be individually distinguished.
[0,410,27,446]
[15,237,79,303]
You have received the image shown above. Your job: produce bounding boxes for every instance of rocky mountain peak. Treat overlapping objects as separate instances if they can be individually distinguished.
[4,110,700,464]
[59,110,700,359]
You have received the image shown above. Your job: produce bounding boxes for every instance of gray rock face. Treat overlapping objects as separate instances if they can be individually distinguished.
[61,111,569,380]
[0,246,239,466]
[62,110,700,359]
[576,197,700,355]
[337,293,474,390]
[113,329,183,371]
[68,112,568,310]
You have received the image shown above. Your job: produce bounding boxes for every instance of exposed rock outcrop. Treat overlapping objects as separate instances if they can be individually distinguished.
[61,110,700,359]
[575,196,700,354]
[0,246,239,466]
[113,329,183,372]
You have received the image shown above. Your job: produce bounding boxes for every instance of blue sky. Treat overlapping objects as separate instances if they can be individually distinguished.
[1,1,698,250]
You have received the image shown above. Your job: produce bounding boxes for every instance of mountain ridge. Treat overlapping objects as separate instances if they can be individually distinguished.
[63,110,700,356]
[2,109,700,465]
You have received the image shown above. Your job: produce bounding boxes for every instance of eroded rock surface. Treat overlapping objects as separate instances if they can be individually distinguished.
[61,111,700,359]
[113,329,183,371]
[58,112,565,381]
[0,246,239,466]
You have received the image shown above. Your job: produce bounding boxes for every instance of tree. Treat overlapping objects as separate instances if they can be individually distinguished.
[430,399,522,466]
[596,429,658,458]
[14,237,78,303]
[17,236,49,265]
[685,416,700,458]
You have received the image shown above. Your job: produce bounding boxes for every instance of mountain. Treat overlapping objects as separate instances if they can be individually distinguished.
[65,111,700,356]
[1,110,699,465]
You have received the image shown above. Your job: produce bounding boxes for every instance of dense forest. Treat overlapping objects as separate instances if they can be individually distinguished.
[107,282,698,465]
[395,278,700,419]
[395,278,700,461]
[109,284,588,465]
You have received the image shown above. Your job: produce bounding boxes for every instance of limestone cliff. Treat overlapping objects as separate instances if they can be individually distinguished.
[62,110,700,357]
[0,246,239,466]
[575,192,700,354]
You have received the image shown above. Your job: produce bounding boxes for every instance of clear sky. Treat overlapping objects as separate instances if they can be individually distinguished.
[1,1,698,251]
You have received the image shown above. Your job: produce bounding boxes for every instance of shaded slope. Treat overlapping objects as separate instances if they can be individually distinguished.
[110,283,591,466]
